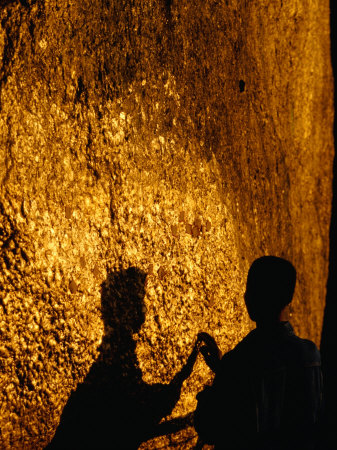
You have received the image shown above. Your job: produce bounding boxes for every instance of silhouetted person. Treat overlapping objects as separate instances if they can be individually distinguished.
[194,256,323,450]
[47,267,198,449]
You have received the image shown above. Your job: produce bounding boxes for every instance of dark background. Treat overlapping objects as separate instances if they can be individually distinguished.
[320,1,337,448]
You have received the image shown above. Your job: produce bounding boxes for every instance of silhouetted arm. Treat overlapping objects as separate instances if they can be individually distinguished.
[170,342,199,385]
[144,342,200,439]
[197,332,222,373]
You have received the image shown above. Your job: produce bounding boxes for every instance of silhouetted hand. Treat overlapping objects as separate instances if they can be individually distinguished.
[197,332,221,373]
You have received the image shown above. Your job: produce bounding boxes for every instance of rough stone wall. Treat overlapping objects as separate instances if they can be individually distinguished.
[0,0,333,448]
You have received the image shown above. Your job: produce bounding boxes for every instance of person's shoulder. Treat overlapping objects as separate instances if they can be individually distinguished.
[287,330,319,352]
[218,329,258,367]
[286,333,321,365]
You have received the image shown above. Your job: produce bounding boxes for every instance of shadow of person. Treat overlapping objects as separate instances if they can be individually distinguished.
[47,267,198,449]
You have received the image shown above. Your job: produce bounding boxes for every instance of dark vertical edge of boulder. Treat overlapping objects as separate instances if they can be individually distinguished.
[321,0,337,446]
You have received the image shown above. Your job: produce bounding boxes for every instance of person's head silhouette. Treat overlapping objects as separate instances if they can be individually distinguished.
[244,256,296,326]
[101,266,147,336]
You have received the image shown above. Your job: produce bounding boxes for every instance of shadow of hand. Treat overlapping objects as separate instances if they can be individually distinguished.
[47,268,201,450]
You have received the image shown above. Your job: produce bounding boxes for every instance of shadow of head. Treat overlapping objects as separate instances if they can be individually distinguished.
[46,267,151,449]
[101,266,147,334]
[244,256,296,323]
[97,266,148,371]
[47,266,198,449]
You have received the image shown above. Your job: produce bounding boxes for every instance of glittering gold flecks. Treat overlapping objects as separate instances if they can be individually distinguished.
[0,0,333,449]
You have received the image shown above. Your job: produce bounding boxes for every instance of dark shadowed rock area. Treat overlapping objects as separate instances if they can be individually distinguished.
[0,0,333,448]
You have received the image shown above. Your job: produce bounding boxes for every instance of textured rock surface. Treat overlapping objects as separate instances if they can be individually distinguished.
[0,0,333,448]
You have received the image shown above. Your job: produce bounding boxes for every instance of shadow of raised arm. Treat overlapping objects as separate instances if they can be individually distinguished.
[47,268,200,450]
